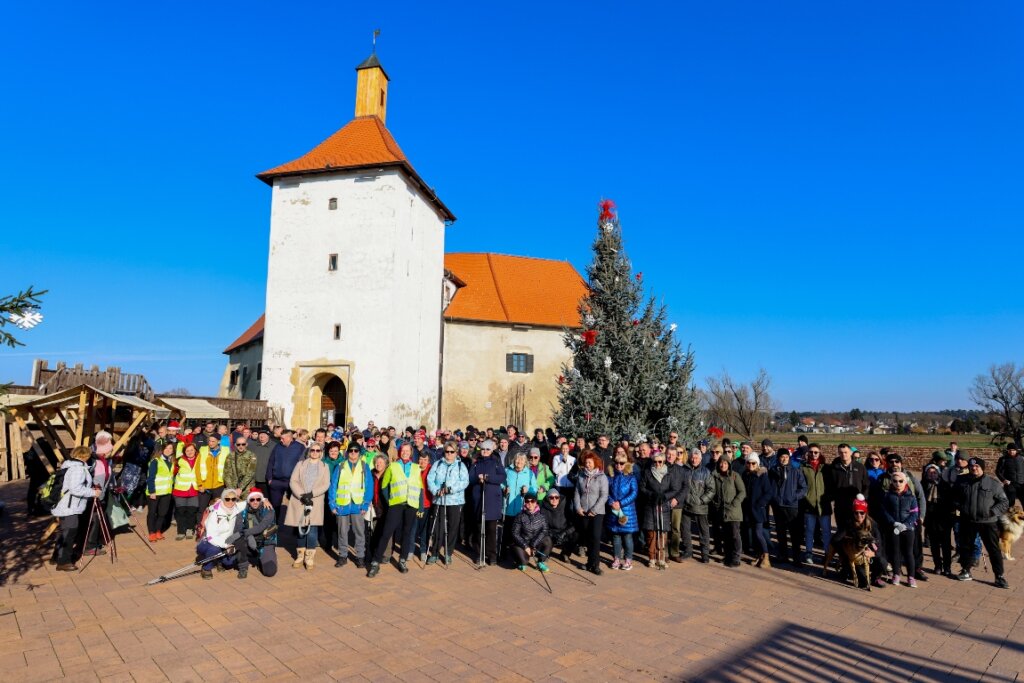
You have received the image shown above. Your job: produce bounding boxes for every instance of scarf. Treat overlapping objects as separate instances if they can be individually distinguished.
[867,466,884,481]
[299,458,321,493]
[652,464,668,482]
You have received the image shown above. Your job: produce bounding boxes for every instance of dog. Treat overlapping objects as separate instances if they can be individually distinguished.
[998,506,1024,561]
[823,528,876,590]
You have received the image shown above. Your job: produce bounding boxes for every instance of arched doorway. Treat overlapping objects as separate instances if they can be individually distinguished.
[319,376,347,428]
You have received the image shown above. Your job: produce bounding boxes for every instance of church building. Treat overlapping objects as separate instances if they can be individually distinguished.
[220,51,587,431]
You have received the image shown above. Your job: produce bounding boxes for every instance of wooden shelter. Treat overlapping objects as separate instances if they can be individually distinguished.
[0,384,165,481]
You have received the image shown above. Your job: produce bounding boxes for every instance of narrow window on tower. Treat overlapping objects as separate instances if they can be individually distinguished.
[380,89,385,106]
[328,197,338,210]
[256,362,262,381]
[333,324,341,340]
[328,253,338,271]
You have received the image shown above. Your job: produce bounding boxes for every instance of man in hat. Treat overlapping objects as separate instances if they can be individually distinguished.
[510,492,551,572]
[330,443,374,568]
[760,439,777,469]
[995,443,1023,508]
[234,488,278,579]
[955,458,1009,588]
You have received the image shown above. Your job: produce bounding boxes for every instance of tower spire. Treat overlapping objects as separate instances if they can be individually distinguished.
[355,34,389,123]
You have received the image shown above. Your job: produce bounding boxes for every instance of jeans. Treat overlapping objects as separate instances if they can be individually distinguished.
[414,508,433,557]
[753,521,771,556]
[773,506,800,562]
[296,525,319,549]
[958,521,1004,578]
[803,512,832,559]
[888,528,916,577]
[612,532,634,561]
[196,539,237,571]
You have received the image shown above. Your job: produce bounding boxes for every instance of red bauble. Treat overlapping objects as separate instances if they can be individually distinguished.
[636,272,643,282]
[598,199,616,222]
[558,375,565,385]
[707,426,725,439]
[632,319,640,326]
[582,329,598,347]
[584,412,593,422]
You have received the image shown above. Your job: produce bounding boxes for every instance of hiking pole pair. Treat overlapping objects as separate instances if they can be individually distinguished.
[145,525,278,585]
[80,494,116,573]
[655,502,666,570]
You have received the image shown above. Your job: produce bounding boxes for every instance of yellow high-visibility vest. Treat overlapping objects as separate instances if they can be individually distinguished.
[335,461,367,506]
[174,457,197,492]
[383,461,421,508]
[151,457,173,495]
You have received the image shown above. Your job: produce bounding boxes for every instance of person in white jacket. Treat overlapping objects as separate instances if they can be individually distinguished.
[196,489,243,579]
[552,442,576,499]
[51,446,98,571]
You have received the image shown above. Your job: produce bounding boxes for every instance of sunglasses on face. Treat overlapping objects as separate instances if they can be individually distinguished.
[653,459,666,464]
[445,450,456,454]
[224,497,238,502]
[248,497,262,503]
[614,462,626,467]
[309,449,322,453]
[810,450,821,455]
[530,456,540,460]
[854,511,866,516]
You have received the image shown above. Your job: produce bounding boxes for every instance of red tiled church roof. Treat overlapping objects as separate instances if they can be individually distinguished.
[224,255,586,354]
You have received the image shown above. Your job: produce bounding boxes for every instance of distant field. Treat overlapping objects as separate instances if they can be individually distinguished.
[743,433,997,450]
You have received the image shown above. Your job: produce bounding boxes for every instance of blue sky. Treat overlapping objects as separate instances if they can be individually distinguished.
[2,1,1022,411]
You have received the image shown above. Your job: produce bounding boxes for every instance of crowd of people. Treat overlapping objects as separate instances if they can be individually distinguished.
[43,420,1021,591]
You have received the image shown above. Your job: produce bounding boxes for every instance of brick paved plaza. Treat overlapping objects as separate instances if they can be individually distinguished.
[1,481,1022,683]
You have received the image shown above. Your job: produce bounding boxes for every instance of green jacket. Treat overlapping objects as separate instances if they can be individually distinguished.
[799,462,829,516]
[533,462,555,500]
[223,448,257,492]
[712,469,746,523]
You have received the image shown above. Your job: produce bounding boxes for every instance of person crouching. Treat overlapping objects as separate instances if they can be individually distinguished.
[233,488,278,579]
[511,492,551,572]
[196,489,243,579]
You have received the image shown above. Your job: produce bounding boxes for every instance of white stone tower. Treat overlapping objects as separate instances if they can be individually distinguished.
[257,51,455,429]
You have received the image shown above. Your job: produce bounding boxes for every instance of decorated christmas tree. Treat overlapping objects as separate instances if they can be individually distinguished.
[553,200,702,444]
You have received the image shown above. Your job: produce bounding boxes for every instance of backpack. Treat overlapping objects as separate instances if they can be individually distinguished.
[38,467,70,512]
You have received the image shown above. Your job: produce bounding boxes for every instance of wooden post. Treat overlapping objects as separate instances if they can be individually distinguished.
[75,389,87,445]
[108,408,149,458]
[54,408,76,441]
[11,413,55,475]
[28,407,68,462]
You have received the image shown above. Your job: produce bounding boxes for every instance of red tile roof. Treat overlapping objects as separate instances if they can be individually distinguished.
[223,314,265,354]
[223,255,586,355]
[443,253,586,328]
[256,116,454,221]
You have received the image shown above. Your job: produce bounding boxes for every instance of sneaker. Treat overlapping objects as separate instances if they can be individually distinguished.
[589,564,603,576]
[366,562,380,578]
[518,564,527,572]
[237,568,248,580]
[185,529,195,540]
[611,558,622,570]
[907,577,917,588]
[804,554,816,566]
[891,574,901,586]
[398,560,410,574]
[622,560,633,571]
[84,548,106,557]
[445,554,452,566]
[914,569,929,582]
[872,577,887,589]
[956,569,973,582]
[175,533,185,541]
[538,562,550,572]
[426,555,438,565]
[995,576,1009,589]
[201,569,213,580]
[148,533,159,543]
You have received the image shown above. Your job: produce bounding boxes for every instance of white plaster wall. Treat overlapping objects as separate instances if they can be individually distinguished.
[440,321,571,429]
[261,168,445,428]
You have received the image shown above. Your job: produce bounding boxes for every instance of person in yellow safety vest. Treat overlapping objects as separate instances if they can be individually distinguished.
[330,443,375,569]
[198,434,228,512]
[172,443,201,540]
[146,442,176,542]
[366,443,421,578]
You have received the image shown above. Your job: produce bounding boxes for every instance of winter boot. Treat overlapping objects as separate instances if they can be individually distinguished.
[398,559,410,574]
[366,561,380,578]
[292,552,305,569]
[304,549,317,570]
[237,567,248,580]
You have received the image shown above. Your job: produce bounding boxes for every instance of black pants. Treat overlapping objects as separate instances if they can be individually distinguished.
[431,504,462,558]
[773,506,800,562]
[578,514,605,568]
[889,528,916,577]
[372,505,417,563]
[198,487,224,515]
[475,519,498,564]
[238,544,278,577]
[1005,483,1019,509]
[681,511,710,559]
[721,521,742,565]
[146,495,173,534]
[959,521,1004,578]
[53,515,79,564]
[512,537,552,566]
[173,499,199,534]
[925,516,952,571]
[913,521,925,573]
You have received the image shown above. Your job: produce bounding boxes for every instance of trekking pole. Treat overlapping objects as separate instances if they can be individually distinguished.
[477,478,486,569]
[111,471,156,554]
[145,548,232,585]
[536,549,595,586]
[442,493,449,570]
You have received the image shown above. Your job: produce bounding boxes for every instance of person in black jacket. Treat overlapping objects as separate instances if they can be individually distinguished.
[921,464,953,575]
[741,455,774,568]
[541,489,577,560]
[769,450,808,565]
[233,488,278,579]
[639,453,685,568]
[468,440,506,566]
[955,458,1010,588]
[511,493,552,571]
[827,444,869,531]
[995,443,1023,508]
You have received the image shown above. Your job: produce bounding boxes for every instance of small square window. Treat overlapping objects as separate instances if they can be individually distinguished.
[506,353,533,374]
[328,197,338,210]
[333,324,341,340]
[328,253,338,271]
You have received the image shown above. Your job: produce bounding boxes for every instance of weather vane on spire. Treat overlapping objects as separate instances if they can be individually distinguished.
[372,28,381,53]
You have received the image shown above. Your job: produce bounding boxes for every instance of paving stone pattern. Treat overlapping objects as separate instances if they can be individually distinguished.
[1,481,1022,682]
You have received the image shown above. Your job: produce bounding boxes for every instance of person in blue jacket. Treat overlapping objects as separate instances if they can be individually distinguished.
[266,430,306,523]
[606,454,639,570]
[768,449,808,565]
[468,439,506,566]
[883,473,920,587]
[427,441,469,565]
[329,443,375,569]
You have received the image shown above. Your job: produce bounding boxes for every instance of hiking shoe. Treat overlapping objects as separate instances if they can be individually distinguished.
[354,558,365,569]
[589,565,603,576]
[398,560,409,574]
[201,569,213,580]
[518,564,527,572]
[914,569,929,582]
[366,562,380,578]
[956,570,973,582]
[872,576,887,588]
[611,558,622,570]
[538,562,550,572]
[622,560,633,571]
[185,529,195,540]
[84,548,106,557]
[426,555,438,565]
[148,533,159,542]
[334,557,347,568]
[907,577,917,588]
[995,576,1009,589]
[175,533,185,541]
[891,574,901,586]
[237,568,248,580]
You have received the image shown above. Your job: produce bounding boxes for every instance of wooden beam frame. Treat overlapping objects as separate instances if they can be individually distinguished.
[11,413,55,475]
[108,408,148,459]
[75,388,88,446]
[28,407,68,461]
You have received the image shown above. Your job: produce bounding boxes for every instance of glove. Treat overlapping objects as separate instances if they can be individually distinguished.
[893,523,906,535]
[299,493,314,506]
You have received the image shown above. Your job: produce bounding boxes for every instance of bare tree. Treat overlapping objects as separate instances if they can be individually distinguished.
[162,387,193,397]
[969,363,1024,447]
[704,368,775,439]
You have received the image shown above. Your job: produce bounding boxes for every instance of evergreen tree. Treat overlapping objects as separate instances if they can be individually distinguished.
[554,200,702,444]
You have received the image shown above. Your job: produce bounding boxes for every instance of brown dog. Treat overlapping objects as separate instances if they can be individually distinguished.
[999,506,1024,560]
[824,528,876,590]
